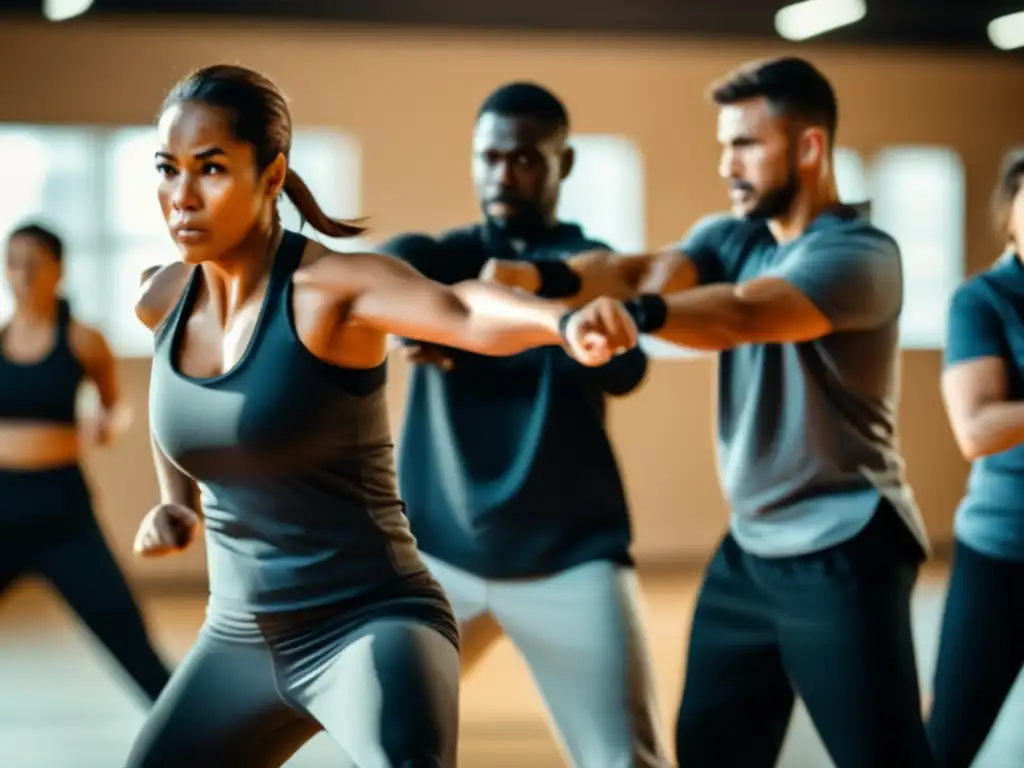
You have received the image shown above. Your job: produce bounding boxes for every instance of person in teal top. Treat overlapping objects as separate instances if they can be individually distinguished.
[928,148,1024,767]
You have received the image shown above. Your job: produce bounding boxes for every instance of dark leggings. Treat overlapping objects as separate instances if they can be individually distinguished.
[675,503,933,768]
[0,465,171,703]
[927,540,1024,767]
[125,585,460,768]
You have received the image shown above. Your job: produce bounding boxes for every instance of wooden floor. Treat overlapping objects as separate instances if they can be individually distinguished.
[1,563,1022,768]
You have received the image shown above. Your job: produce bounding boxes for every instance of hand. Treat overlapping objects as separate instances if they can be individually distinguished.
[389,335,454,371]
[79,405,134,447]
[133,503,201,558]
[561,297,639,367]
[479,259,540,293]
[79,415,111,446]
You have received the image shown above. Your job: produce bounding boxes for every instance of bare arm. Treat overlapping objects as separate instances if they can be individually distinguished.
[136,262,192,332]
[71,324,133,444]
[642,278,833,350]
[136,264,200,511]
[942,359,1024,461]
[73,325,119,412]
[150,430,199,512]
[325,252,570,356]
[619,227,900,350]
[481,248,699,306]
[480,214,740,306]
[940,281,1024,461]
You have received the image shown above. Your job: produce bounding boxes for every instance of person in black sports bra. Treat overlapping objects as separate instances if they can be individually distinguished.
[0,223,171,704]
[124,64,637,768]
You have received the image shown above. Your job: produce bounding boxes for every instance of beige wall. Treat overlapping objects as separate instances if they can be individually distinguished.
[2,18,1020,583]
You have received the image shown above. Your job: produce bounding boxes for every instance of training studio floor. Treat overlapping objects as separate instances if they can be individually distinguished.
[1,563,1022,768]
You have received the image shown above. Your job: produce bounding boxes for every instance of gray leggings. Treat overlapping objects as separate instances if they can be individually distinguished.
[423,554,670,768]
[125,587,460,768]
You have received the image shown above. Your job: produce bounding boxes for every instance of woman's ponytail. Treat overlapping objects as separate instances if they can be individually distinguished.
[283,168,367,239]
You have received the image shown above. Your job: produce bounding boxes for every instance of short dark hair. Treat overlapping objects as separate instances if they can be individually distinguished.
[709,57,838,142]
[161,64,365,239]
[477,81,569,133]
[9,222,64,263]
[993,148,1024,247]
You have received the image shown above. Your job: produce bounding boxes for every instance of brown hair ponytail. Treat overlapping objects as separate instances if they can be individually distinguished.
[283,168,367,239]
[161,65,369,240]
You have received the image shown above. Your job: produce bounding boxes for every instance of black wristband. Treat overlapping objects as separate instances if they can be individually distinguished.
[535,260,582,299]
[623,294,668,333]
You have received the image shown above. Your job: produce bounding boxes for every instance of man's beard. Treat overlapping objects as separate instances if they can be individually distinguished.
[743,169,800,222]
[738,144,802,222]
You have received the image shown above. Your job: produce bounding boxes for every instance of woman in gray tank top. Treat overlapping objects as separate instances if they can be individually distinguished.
[123,64,636,768]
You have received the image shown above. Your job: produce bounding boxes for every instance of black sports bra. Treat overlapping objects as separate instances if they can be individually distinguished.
[0,301,84,424]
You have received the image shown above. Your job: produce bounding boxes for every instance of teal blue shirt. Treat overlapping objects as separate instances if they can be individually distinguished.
[945,254,1024,561]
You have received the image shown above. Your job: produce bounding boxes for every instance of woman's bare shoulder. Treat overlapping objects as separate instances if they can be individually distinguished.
[136,262,194,331]
[295,245,416,293]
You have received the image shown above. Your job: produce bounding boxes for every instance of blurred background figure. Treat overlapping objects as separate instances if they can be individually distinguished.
[0,223,171,704]
[928,148,1024,768]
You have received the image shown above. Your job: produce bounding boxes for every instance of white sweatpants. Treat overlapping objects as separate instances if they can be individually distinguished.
[422,554,671,768]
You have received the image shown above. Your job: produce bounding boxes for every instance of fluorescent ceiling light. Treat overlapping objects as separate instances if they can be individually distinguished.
[988,11,1024,50]
[775,0,867,41]
[43,0,94,22]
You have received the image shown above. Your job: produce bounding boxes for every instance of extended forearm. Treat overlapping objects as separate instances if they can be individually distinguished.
[959,402,1024,459]
[150,430,199,512]
[446,280,567,356]
[485,252,695,308]
[632,287,749,350]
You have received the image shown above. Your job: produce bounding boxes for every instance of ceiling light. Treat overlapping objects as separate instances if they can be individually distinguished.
[775,0,867,41]
[43,0,94,22]
[988,11,1024,50]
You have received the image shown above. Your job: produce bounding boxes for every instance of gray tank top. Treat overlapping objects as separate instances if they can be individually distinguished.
[149,231,427,612]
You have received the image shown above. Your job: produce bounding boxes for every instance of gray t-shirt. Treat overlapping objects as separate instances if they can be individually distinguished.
[679,207,928,558]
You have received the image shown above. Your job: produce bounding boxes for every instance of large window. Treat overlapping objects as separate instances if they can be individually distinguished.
[834,146,870,204]
[558,134,645,253]
[823,145,965,349]
[279,130,370,253]
[0,124,362,356]
[559,134,698,359]
[871,147,965,348]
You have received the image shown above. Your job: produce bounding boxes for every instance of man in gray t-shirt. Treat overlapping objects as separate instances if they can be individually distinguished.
[484,56,934,768]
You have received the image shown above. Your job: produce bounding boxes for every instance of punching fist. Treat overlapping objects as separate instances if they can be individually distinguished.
[559,297,639,367]
[133,503,201,557]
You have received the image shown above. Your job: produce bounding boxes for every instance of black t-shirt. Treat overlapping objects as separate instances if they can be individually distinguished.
[381,222,647,578]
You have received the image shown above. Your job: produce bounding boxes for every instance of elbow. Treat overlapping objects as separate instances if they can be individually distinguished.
[957,434,991,463]
[958,440,986,463]
[955,419,997,462]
